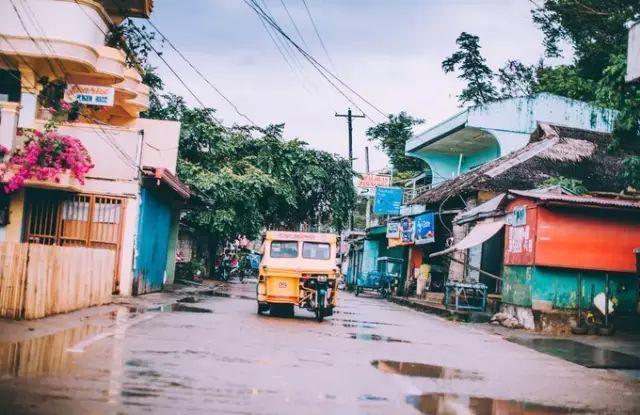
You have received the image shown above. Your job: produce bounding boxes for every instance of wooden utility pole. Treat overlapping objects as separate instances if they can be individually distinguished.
[335,108,365,169]
[336,108,365,230]
[364,146,371,228]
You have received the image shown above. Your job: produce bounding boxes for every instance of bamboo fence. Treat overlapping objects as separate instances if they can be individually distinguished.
[0,242,114,319]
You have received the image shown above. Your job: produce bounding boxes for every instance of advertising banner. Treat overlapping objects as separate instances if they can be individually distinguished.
[414,212,435,245]
[386,222,400,238]
[356,174,391,197]
[400,216,414,244]
[373,187,402,215]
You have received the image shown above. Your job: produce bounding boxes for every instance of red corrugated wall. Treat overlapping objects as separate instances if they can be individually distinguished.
[535,206,640,272]
[503,197,640,272]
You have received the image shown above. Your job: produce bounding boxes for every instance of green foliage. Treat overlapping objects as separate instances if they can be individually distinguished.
[442,32,498,105]
[143,88,356,242]
[622,156,640,189]
[542,176,588,194]
[365,112,425,174]
[531,0,639,77]
[105,20,158,67]
[497,60,537,98]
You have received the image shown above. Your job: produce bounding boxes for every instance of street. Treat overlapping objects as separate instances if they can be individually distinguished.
[0,281,639,415]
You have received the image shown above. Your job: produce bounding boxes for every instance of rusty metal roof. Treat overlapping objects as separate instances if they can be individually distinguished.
[509,189,640,210]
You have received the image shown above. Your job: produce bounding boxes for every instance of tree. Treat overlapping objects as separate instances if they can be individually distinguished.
[366,112,425,174]
[442,32,498,105]
[497,60,537,98]
[143,86,356,245]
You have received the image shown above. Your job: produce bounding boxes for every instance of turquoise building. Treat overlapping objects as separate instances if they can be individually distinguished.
[405,93,617,185]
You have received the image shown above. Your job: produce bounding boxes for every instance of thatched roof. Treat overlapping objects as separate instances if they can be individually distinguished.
[411,123,629,207]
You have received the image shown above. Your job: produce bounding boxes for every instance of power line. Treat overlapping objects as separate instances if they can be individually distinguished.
[147,19,258,126]
[300,0,335,70]
[278,0,311,52]
[245,0,387,121]
[126,23,220,121]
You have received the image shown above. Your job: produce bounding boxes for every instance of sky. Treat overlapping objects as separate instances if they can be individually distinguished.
[149,0,555,173]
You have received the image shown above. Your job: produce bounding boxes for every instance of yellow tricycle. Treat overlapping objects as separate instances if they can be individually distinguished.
[257,231,338,322]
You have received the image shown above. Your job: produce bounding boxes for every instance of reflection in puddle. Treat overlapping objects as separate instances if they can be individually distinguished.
[349,333,411,343]
[0,325,101,377]
[508,338,640,369]
[372,360,482,380]
[149,304,212,313]
[341,323,376,329]
[406,393,585,415]
[335,318,398,326]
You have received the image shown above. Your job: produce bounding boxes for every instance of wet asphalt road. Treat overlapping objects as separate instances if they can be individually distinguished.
[0,281,639,414]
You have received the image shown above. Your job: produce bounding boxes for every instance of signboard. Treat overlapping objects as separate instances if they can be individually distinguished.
[64,84,115,107]
[386,222,400,238]
[400,217,414,244]
[414,212,435,245]
[356,174,391,197]
[372,187,402,215]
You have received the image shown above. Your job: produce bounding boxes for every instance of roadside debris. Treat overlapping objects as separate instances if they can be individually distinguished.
[490,312,523,329]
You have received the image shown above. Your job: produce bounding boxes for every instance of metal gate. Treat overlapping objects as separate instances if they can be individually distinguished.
[24,190,126,292]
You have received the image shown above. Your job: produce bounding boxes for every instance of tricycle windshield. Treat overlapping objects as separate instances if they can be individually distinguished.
[302,242,331,260]
[383,261,402,276]
[270,241,298,258]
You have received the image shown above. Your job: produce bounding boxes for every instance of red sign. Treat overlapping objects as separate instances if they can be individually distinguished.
[357,174,390,189]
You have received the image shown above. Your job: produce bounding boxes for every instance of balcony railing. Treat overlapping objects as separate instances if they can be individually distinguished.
[403,184,431,205]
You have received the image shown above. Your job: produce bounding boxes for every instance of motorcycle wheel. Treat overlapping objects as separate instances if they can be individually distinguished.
[316,293,325,322]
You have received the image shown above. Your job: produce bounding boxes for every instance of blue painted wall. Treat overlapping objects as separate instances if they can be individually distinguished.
[134,188,172,294]
[503,265,638,314]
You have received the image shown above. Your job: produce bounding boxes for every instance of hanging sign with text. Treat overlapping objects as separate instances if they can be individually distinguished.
[65,84,115,107]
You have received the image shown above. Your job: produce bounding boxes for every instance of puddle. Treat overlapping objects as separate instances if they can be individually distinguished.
[205,291,255,301]
[372,360,482,380]
[406,393,586,414]
[359,394,388,401]
[0,325,101,377]
[335,318,398,326]
[149,304,212,313]
[508,338,640,369]
[177,296,200,303]
[349,333,411,343]
[341,323,376,329]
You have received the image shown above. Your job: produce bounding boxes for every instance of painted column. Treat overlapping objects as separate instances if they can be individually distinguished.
[0,101,21,150]
[17,65,39,129]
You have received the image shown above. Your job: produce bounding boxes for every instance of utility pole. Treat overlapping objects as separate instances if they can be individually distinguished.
[336,108,365,230]
[364,146,371,229]
[335,108,365,169]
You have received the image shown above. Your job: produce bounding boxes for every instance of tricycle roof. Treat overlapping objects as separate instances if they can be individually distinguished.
[265,231,337,243]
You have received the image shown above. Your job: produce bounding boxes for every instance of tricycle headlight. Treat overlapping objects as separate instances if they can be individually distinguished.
[317,275,328,282]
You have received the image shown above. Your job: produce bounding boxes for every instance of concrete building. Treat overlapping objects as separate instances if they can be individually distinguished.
[405,93,616,186]
[0,0,187,304]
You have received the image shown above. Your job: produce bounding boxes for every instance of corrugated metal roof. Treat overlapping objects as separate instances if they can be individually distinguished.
[509,189,640,209]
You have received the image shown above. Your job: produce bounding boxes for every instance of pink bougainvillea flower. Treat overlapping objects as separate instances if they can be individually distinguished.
[1,129,94,194]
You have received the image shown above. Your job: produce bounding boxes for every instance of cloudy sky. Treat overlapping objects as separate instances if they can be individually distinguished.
[149,0,556,173]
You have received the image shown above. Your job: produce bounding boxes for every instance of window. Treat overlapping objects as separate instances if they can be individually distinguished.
[303,242,331,260]
[270,241,298,258]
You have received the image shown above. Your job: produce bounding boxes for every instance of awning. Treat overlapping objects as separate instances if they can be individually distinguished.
[430,220,505,258]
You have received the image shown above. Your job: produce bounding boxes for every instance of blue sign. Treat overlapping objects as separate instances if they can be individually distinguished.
[414,212,435,245]
[373,187,403,215]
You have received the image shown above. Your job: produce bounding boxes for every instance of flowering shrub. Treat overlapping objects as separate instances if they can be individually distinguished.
[2,129,94,193]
